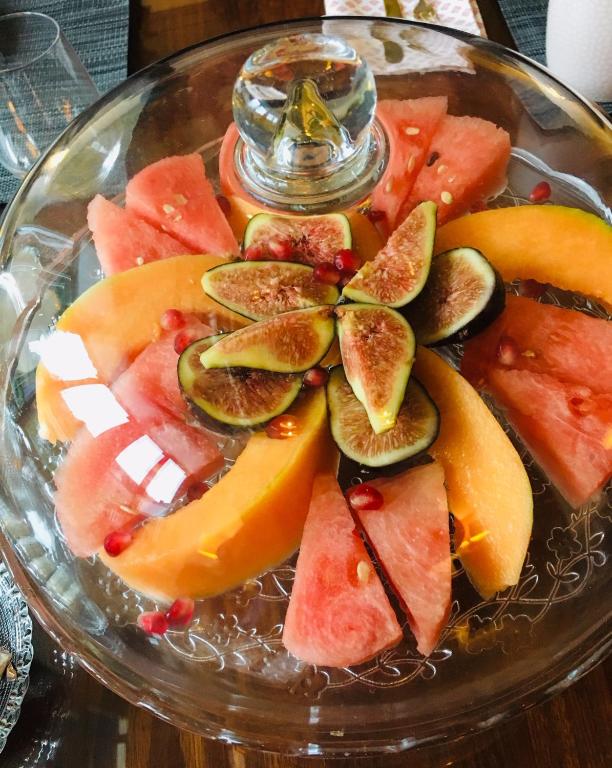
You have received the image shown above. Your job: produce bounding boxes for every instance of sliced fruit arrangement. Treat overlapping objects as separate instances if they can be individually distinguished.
[199,305,335,373]
[370,96,448,231]
[342,201,437,307]
[398,114,511,226]
[282,472,403,668]
[414,347,533,599]
[125,153,240,256]
[178,334,302,431]
[405,247,505,346]
[355,462,451,657]
[436,206,612,306]
[202,260,339,320]
[327,367,439,467]
[336,304,415,434]
[243,212,351,266]
[462,295,612,507]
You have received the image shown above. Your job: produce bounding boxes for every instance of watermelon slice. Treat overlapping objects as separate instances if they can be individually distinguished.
[356,463,451,657]
[370,97,447,231]
[400,115,511,225]
[87,195,190,275]
[487,369,612,507]
[282,473,402,668]
[125,154,240,256]
[462,295,612,396]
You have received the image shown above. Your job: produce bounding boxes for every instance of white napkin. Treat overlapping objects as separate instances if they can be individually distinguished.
[323,0,486,75]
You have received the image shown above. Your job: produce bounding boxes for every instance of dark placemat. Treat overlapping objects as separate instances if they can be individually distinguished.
[0,0,130,203]
[498,0,611,115]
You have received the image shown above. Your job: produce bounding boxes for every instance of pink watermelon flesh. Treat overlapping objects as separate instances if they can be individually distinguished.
[282,473,402,668]
[371,97,448,230]
[462,295,612,396]
[55,327,224,557]
[400,115,511,225]
[125,153,239,256]
[487,369,612,508]
[357,462,451,657]
[88,194,190,275]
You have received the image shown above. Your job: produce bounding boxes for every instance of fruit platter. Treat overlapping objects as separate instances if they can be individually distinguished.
[0,18,610,756]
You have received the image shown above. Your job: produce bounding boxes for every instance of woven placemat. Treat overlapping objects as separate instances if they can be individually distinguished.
[0,0,129,203]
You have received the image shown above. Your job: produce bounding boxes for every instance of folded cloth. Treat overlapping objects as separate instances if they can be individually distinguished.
[0,0,130,204]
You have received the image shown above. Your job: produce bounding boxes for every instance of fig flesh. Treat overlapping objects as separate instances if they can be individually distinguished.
[342,201,437,307]
[336,304,415,434]
[178,334,302,431]
[327,367,439,467]
[406,247,505,346]
[202,261,339,321]
[199,305,336,373]
[243,212,351,266]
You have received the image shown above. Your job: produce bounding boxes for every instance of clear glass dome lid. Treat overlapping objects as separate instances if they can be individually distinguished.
[0,16,610,757]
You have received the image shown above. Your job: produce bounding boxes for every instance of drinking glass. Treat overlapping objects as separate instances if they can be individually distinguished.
[0,11,99,178]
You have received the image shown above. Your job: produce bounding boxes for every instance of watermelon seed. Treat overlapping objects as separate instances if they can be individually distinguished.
[384,180,393,194]
[404,126,420,135]
[521,349,536,358]
[138,611,169,636]
[569,396,593,416]
[529,181,551,203]
[406,155,416,172]
[426,151,440,167]
[437,164,448,175]
[440,191,453,205]
[162,203,175,214]
[356,560,371,584]
[496,336,519,366]
[135,256,144,266]
[447,175,456,183]
[175,193,188,205]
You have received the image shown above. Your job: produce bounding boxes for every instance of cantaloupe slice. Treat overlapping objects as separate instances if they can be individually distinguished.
[101,390,334,600]
[36,254,247,443]
[436,206,612,306]
[413,348,533,598]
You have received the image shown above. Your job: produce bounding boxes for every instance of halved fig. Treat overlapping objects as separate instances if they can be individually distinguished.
[178,334,302,431]
[202,261,340,321]
[199,305,336,373]
[243,212,351,266]
[406,247,505,346]
[327,367,439,467]
[336,304,415,434]
[342,201,437,307]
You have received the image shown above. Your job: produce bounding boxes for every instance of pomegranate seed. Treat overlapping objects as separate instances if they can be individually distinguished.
[174,329,199,355]
[518,279,547,299]
[137,611,169,636]
[366,208,386,223]
[529,181,551,203]
[303,367,329,388]
[160,308,186,331]
[346,484,384,511]
[165,597,195,628]
[265,414,300,439]
[496,336,519,366]
[243,244,265,261]
[334,248,360,273]
[103,529,133,557]
[569,396,594,416]
[339,270,355,288]
[313,262,341,285]
[215,194,231,216]
[268,238,293,260]
[186,481,209,501]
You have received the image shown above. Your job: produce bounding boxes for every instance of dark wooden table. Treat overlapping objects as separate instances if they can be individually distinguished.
[3,2,611,766]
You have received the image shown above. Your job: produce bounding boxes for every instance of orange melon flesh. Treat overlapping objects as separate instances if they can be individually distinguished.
[36,254,247,443]
[413,348,533,598]
[436,206,612,306]
[101,390,334,601]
